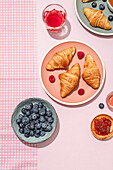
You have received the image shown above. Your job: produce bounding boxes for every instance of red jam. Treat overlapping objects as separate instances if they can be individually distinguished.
[77,51,85,60]
[78,88,85,95]
[49,75,55,83]
[94,117,111,135]
[43,9,65,27]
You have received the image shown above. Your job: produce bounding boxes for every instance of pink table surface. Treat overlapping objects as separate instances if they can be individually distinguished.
[37,0,113,170]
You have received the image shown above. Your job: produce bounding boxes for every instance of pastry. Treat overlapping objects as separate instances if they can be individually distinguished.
[59,63,80,98]
[82,0,91,2]
[82,54,100,89]
[83,7,111,30]
[46,47,76,70]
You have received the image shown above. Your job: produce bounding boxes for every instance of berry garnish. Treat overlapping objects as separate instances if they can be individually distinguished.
[108,15,113,22]
[92,2,97,8]
[77,51,85,59]
[99,4,105,10]
[99,103,104,109]
[78,89,85,95]
[102,0,107,2]
[49,75,55,83]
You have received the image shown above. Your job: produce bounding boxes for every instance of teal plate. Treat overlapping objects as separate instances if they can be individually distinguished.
[11,98,57,143]
[75,0,113,36]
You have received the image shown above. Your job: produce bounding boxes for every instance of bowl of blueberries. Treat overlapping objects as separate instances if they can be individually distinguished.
[11,98,57,143]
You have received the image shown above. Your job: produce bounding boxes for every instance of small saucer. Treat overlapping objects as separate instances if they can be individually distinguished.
[106,92,113,111]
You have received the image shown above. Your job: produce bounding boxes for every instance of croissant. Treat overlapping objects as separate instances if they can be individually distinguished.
[83,7,111,30]
[46,47,76,70]
[59,63,80,98]
[82,54,100,89]
[82,0,91,2]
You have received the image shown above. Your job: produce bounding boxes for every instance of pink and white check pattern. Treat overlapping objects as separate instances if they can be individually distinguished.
[0,0,38,169]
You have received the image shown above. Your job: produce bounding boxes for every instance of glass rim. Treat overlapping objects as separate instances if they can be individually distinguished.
[42,4,67,29]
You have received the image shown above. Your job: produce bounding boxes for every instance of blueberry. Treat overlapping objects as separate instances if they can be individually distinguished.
[46,125,53,132]
[21,108,27,114]
[45,115,49,121]
[31,108,38,114]
[18,114,23,120]
[25,103,33,111]
[99,103,104,109]
[30,130,34,137]
[35,134,40,138]
[16,118,21,124]
[35,129,40,134]
[42,106,47,111]
[102,0,106,2]
[24,133,30,138]
[35,123,42,129]
[99,4,105,10]
[19,127,24,134]
[42,122,47,129]
[19,123,25,128]
[46,122,51,126]
[38,102,43,109]
[24,128,30,134]
[29,115,32,121]
[31,113,37,120]
[22,116,29,125]
[29,122,35,130]
[39,108,46,116]
[46,111,52,117]
[108,15,113,21]
[39,116,45,122]
[40,130,46,136]
[34,119,39,124]
[25,111,31,117]
[33,104,39,109]
[91,2,97,8]
[48,117,54,124]
[36,113,40,118]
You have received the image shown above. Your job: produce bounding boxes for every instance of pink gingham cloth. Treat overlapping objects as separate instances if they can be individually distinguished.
[0,0,38,169]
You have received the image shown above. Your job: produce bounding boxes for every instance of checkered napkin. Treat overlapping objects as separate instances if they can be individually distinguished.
[0,0,38,169]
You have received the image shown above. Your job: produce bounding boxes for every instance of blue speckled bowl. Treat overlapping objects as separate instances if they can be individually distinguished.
[11,98,57,143]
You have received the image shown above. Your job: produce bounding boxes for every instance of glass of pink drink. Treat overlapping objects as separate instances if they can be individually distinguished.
[42,4,67,32]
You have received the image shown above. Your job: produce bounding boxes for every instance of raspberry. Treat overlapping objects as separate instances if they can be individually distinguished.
[78,88,85,95]
[49,75,55,83]
[77,51,85,59]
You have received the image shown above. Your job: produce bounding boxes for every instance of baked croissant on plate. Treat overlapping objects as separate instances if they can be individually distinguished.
[82,0,91,2]
[83,7,111,30]
[59,63,80,98]
[46,47,76,70]
[82,54,100,89]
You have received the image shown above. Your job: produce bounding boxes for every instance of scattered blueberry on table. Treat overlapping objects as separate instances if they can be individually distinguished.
[99,103,104,109]
[16,102,54,138]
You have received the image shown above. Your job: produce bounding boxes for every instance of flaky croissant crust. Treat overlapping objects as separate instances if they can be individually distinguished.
[82,54,100,89]
[83,7,111,30]
[59,63,80,98]
[46,47,76,70]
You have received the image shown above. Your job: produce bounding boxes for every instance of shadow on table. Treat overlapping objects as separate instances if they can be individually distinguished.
[78,18,113,39]
[22,115,60,148]
[47,20,71,40]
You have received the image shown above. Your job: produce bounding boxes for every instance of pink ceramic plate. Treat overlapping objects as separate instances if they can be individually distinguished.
[40,41,105,105]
